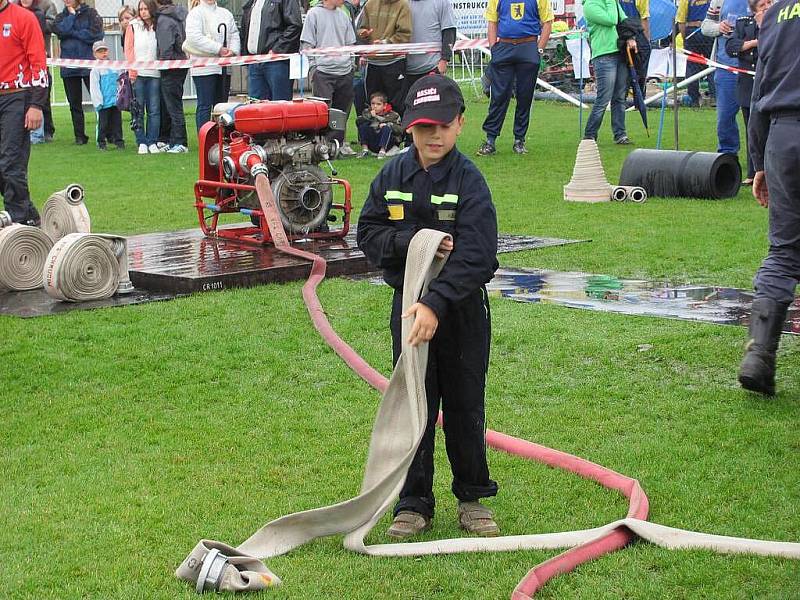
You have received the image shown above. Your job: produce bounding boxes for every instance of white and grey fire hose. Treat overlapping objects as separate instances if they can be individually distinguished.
[0,185,132,300]
[44,233,133,302]
[176,224,800,598]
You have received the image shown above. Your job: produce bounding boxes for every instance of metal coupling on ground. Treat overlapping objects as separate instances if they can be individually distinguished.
[195,548,229,594]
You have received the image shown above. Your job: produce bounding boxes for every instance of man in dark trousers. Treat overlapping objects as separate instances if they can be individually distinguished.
[241,0,302,101]
[477,0,553,156]
[155,0,189,153]
[737,0,800,396]
[0,0,47,226]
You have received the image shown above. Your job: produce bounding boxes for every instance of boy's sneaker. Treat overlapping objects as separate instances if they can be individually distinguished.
[458,501,499,537]
[476,140,496,156]
[385,146,402,157]
[156,142,169,151]
[357,148,371,158]
[148,143,162,154]
[138,143,149,154]
[338,144,357,158]
[387,511,432,539]
[512,140,528,154]
[377,149,387,159]
[167,144,188,153]
[614,135,633,145]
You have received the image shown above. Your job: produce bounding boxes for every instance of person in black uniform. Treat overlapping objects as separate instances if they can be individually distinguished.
[737,0,800,396]
[726,0,771,185]
[357,74,501,538]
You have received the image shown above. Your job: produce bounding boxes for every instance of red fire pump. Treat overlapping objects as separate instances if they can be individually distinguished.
[194,99,352,246]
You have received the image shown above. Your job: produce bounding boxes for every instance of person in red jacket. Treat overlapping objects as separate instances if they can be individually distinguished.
[0,0,47,226]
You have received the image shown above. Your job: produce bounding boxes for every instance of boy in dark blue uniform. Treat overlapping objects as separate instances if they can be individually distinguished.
[737,0,800,396]
[357,74,501,538]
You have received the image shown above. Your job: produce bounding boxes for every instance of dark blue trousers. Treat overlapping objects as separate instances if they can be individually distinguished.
[391,287,498,519]
[754,115,800,305]
[482,41,541,142]
[357,121,395,153]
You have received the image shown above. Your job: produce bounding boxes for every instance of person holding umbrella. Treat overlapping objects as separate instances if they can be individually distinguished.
[185,0,240,133]
[582,0,635,144]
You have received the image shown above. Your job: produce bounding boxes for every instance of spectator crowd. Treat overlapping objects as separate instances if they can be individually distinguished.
[8,0,769,178]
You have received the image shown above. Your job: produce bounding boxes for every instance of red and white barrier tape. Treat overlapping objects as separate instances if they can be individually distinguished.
[680,48,755,76]
[47,32,579,71]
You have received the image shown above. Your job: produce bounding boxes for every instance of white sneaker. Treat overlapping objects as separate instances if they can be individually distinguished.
[377,149,387,159]
[148,143,162,153]
[156,142,169,151]
[166,144,188,153]
[385,146,403,157]
[138,143,148,154]
[338,144,357,158]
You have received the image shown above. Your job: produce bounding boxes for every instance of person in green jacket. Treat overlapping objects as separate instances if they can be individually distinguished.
[583,0,636,144]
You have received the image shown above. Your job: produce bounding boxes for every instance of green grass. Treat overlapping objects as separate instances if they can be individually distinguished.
[3,96,798,599]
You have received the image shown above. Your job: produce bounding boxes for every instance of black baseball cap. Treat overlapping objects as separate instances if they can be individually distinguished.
[402,74,465,130]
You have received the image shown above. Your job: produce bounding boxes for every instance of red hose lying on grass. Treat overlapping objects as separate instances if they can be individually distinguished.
[253,173,651,596]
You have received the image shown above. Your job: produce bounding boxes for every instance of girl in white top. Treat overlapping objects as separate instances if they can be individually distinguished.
[124,0,162,153]
[185,0,240,132]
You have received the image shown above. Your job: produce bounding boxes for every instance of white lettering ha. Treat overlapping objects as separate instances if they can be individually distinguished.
[32,67,48,88]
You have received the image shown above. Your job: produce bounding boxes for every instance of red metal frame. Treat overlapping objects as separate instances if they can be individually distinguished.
[194,177,351,247]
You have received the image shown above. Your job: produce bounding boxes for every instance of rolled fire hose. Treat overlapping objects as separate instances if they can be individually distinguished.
[619,149,742,199]
[43,233,133,302]
[42,183,91,243]
[0,223,54,291]
[611,185,648,203]
[176,171,800,597]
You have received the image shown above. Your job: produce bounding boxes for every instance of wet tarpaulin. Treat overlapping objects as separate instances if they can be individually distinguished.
[487,268,800,334]
[0,231,589,318]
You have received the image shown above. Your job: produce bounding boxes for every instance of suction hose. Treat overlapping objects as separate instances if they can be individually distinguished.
[611,185,648,203]
[176,172,800,598]
[619,149,742,199]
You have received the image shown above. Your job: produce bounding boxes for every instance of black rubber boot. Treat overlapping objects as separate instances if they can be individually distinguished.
[738,297,790,396]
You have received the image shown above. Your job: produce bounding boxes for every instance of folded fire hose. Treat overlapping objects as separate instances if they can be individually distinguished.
[0,222,53,291]
[176,172,800,597]
[42,183,91,243]
[43,233,133,301]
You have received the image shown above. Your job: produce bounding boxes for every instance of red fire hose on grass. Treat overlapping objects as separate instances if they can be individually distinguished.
[178,172,796,598]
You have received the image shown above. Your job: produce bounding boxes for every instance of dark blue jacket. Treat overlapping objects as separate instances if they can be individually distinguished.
[748,0,800,171]
[53,3,103,78]
[357,146,498,320]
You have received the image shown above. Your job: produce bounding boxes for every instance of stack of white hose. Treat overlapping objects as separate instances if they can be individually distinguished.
[611,185,648,203]
[0,222,54,291]
[564,139,613,202]
[42,183,91,242]
[44,233,133,302]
